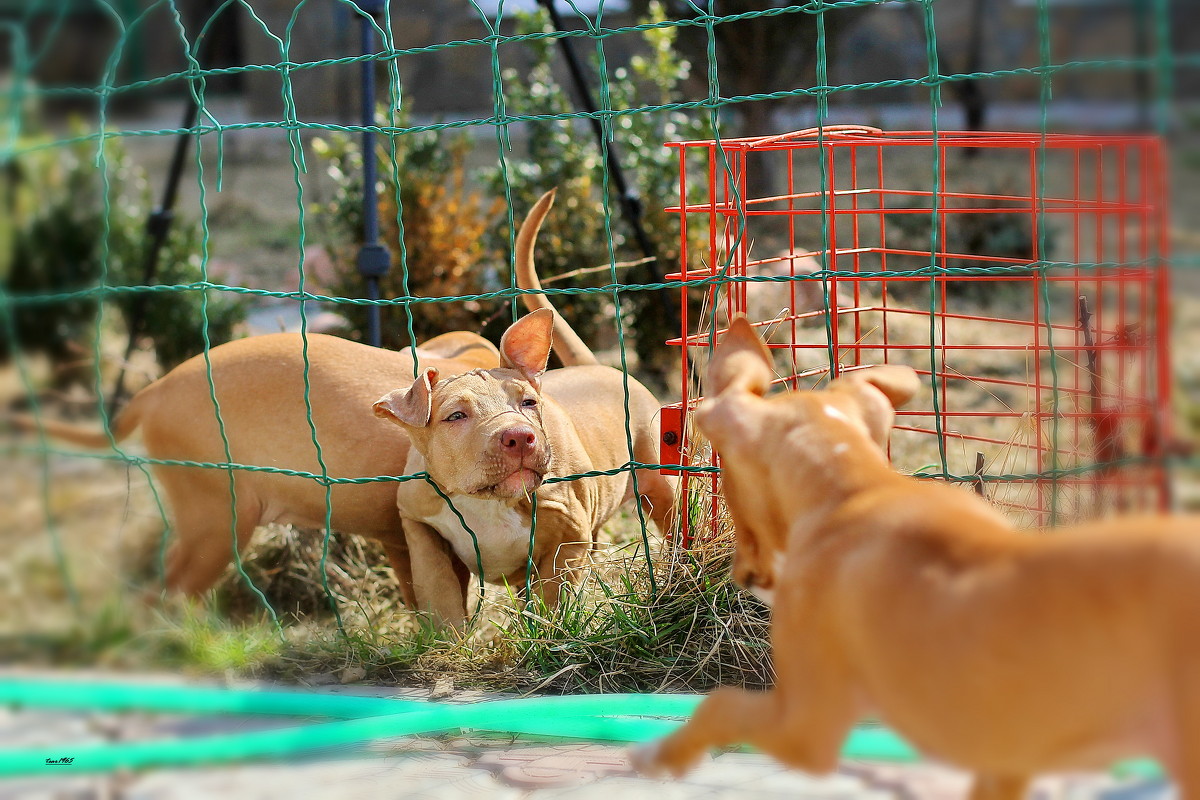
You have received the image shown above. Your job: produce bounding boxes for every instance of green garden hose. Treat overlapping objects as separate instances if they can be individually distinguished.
[0,677,1159,780]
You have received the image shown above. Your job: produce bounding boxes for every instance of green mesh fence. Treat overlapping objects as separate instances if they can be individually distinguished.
[1,0,1196,634]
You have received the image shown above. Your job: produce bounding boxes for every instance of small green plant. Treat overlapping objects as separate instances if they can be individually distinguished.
[167,607,286,674]
[504,534,772,694]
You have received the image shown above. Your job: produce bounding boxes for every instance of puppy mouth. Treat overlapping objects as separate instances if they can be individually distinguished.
[472,467,545,498]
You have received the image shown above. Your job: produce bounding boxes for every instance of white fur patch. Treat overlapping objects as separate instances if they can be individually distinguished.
[832,443,850,456]
[823,404,852,424]
[749,585,776,607]
[749,552,786,607]
[426,498,533,581]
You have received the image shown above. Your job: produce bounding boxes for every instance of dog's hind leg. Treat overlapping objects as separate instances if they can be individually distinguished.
[636,467,679,536]
[631,424,680,536]
[162,503,260,598]
[1178,760,1200,800]
[157,473,263,598]
[967,774,1029,800]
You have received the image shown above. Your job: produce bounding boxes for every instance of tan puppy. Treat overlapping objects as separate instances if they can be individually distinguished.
[635,316,1200,799]
[21,330,501,604]
[373,191,677,630]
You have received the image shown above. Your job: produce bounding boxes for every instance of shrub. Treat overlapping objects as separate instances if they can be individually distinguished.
[310,117,505,350]
[482,1,712,385]
[1,122,244,390]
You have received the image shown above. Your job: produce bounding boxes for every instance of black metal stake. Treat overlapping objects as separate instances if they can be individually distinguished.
[536,0,676,318]
[354,0,390,349]
[108,12,216,416]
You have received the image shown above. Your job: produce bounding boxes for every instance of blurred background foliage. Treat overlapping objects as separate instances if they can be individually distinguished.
[311,2,711,387]
[1,118,244,393]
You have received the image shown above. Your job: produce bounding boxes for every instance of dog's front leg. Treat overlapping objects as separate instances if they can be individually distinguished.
[633,682,853,779]
[632,688,783,777]
[521,540,588,611]
[967,774,1029,800]
[379,539,417,608]
[403,518,470,631]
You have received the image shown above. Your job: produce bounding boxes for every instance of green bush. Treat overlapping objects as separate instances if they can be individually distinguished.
[1,123,244,389]
[482,1,712,385]
[310,116,504,350]
[309,2,712,383]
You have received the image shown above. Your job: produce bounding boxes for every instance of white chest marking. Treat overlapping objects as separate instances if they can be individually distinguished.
[750,552,787,607]
[749,585,776,606]
[425,497,533,581]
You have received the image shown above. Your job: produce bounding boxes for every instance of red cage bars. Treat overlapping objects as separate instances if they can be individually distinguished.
[660,127,1173,543]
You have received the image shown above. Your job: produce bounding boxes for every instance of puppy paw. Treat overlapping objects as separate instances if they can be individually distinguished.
[628,738,704,779]
[629,740,666,777]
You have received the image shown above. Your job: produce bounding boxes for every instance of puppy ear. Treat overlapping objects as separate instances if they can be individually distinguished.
[834,365,919,449]
[374,367,440,428]
[707,316,773,396]
[500,308,553,385]
[843,365,920,410]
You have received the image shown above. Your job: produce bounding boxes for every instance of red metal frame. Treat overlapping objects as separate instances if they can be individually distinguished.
[661,128,1172,544]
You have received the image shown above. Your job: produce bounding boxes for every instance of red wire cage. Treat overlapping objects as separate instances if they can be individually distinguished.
[659,127,1173,544]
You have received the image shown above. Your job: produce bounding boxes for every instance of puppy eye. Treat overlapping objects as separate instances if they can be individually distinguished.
[521,398,538,408]
[444,411,467,422]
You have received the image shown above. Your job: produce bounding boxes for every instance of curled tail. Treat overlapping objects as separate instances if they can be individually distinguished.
[515,189,599,367]
[7,389,149,449]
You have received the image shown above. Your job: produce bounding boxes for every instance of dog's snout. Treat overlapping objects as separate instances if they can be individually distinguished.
[733,563,755,589]
[500,425,537,454]
[733,561,770,591]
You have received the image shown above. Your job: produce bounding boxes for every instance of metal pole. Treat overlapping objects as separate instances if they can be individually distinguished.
[537,0,658,268]
[354,0,390,348]
[536,0,687,384]
[108,5,216,415]
[1132,0,1151,131]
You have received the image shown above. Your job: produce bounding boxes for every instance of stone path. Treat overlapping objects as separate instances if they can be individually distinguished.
[0,673,1176,799]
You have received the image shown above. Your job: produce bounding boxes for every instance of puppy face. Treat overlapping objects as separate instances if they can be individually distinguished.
[696,317,918,601]
[374,310,556,501]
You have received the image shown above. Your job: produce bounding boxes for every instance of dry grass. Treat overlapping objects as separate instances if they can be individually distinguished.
[204,494,774,694]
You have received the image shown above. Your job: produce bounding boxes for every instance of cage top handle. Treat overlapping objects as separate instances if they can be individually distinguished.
[748,125,884,148]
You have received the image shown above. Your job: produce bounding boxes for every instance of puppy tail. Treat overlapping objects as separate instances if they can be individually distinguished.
[6,389,149,449]
[514,188,599,367]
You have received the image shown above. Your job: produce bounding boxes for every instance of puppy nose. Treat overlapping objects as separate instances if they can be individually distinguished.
[733,564,765,591]
[499,425,537,455]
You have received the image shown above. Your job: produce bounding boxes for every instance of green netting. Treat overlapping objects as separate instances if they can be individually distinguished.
[0,0,1196,785]
[0,0,1194,676]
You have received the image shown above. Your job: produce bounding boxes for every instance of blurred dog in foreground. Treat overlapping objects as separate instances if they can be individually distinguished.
[634,315,1200,799]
